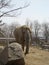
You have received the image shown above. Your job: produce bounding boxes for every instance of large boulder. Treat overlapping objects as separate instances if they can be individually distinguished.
[6,42,25,65]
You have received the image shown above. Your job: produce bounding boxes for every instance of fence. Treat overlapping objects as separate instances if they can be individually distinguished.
[0,37,15,45]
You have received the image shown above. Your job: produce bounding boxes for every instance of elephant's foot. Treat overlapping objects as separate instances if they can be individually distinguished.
[24,51,29,55]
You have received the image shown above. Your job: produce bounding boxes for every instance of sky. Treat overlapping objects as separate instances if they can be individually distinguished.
[1,0,49,25]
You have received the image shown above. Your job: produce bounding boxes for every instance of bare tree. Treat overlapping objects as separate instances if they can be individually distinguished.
[34,20,41,37]
[42,22,49,42]
[30,22,33,31]
[0,0,30,18]
[1,23,9,37]
[25,18,30,27]
[9,22,20,37]
[25,18,33,30]
[33,20,41,44]
[0,21,20,37]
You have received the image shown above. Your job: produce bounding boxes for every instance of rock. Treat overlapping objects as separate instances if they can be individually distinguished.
[6,58,25,65]
[6,42,25,65]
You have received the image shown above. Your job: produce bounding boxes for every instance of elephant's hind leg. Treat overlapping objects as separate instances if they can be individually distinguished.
[25,44,29,55]
[22,44,24,51]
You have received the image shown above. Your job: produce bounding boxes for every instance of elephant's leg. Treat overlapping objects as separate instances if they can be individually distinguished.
[25,43,29,55]
[25,32,30,55]
[22,44,24,51]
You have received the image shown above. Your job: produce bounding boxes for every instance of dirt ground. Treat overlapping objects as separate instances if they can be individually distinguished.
[25,46,49,65]
[0,45,49,65]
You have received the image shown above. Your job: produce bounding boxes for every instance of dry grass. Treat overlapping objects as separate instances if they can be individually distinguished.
[25,46,49,65]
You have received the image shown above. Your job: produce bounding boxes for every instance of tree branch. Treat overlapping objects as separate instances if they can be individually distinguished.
[0,3,30,18]
[0,0,11,9]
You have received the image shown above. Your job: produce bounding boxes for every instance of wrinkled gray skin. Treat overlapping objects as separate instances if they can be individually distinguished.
[14,26,31,55]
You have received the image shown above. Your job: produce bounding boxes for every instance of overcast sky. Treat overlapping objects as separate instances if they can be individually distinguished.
[1,0,49,25]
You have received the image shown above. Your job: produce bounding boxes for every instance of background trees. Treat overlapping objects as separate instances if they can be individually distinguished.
[0,0,30,37]
[9,22,20,37]
[25,19,49,45]
[42,22,49,42]
[32,20,41,44]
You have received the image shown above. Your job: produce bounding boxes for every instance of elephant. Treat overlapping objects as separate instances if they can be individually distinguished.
[14,25,32,55]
